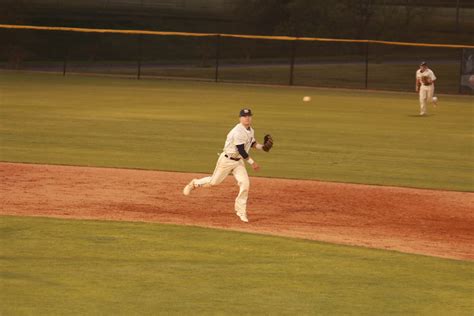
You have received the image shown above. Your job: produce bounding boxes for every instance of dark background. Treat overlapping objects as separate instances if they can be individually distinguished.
[1,0,472,93]
[1,0,472,43]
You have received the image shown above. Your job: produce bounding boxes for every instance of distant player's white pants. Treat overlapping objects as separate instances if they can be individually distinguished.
[193,153,250,215]
[419,85,434,115]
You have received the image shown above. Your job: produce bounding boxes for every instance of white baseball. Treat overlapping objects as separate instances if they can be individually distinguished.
[432,96,438,102]
[303,96,311,102]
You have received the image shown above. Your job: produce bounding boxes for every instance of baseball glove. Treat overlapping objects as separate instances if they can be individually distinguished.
[262,134,273,152]
[421,76,432,85]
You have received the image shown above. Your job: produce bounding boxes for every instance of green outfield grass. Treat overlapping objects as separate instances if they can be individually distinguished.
[0,72,473,191]
[1,216,473,315]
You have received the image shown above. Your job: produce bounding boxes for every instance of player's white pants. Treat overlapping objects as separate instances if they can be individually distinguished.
[419,84,434,115]
[193,153,250,215]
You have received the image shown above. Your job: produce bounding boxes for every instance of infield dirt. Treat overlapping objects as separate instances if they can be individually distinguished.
[1,162,472,260]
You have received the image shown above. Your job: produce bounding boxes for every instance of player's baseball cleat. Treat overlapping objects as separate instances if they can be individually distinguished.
[183,179,196,196]
[236,212,249,222]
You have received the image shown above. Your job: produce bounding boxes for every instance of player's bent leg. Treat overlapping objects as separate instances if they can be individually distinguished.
[432,95,438,107]
[183,173,225,196]
[207,158,236,187]
[192,167,230,188]
[232,164,250,222]
[193,176,212,187]
[183,178,199,196]
[427,86,434,101]
[428,86,436,107]
[183,155,236,195]
[419,88,428,115]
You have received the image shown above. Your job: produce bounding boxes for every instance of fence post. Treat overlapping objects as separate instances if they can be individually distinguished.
[364,41,369,89]
[215,35,220,82]
[62,42,68,76]
[137,35,142,80]
[289,40,296,86]
[459,48,464,94]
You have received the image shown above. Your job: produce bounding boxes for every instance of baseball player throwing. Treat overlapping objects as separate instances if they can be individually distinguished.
[182,108,273,222]
[416,61,437,116]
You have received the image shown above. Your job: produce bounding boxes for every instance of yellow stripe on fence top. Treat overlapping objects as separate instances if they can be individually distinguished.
[0,24,216,37]
[1,24,473,49]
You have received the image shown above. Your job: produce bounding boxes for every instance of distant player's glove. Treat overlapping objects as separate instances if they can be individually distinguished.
[421,76,432,85]
[262,134,273,152]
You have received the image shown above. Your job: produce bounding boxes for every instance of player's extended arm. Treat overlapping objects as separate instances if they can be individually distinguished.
[430,70,437,83]
[236,144,259,171]
[251,135,273,152]
[251,141,263,150]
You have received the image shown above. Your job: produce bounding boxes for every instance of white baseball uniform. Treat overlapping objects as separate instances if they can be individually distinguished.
[192,123,255,217]
[416,68,437,115]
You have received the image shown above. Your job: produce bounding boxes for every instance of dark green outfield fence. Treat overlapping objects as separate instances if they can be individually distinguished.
[1,25,473,94]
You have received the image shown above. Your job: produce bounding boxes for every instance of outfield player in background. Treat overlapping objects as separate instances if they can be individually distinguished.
[182,109,273,223]
[416,61,438,116]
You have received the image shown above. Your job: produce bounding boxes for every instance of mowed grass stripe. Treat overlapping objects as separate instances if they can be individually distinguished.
[0,72,472,191]
[1,215,473,315]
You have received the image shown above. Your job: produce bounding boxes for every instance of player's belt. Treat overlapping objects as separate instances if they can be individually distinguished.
[423,83,432,86]
[225,154,241,161]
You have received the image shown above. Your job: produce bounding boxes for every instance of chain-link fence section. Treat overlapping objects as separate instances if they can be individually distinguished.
[1,26,472,95]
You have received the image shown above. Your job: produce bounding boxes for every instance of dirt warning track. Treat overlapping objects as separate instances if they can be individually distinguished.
[1,162,473,260]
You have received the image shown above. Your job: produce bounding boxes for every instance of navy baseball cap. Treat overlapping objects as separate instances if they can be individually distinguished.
[239,108,252,117]
[420,61,427,66]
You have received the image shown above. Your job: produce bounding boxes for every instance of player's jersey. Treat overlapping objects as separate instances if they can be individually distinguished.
[223,123,255,159]
[416,68,437,85]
